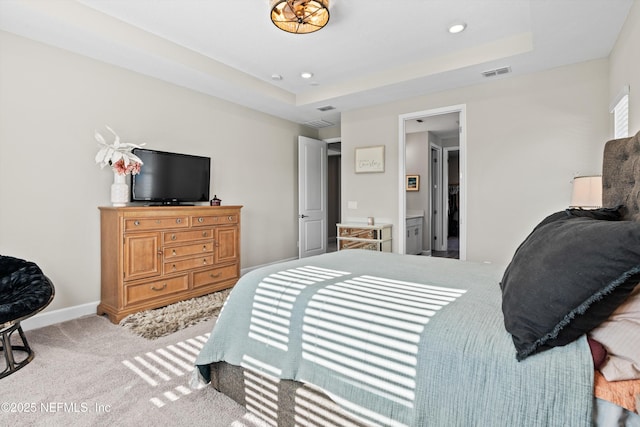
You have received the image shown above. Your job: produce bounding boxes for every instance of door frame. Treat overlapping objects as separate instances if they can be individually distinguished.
[398,105,467,260]
[430,143,444,252]
[325,137,341,250]
[441,146,459,252]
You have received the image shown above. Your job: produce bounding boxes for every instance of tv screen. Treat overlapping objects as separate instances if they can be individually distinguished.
[131,148,210,205]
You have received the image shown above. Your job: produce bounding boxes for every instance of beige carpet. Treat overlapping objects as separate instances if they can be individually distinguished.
[2,314,269,427]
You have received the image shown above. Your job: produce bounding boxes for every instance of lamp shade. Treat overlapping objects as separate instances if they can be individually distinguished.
[270,0,330,34]
[570,175,602,208]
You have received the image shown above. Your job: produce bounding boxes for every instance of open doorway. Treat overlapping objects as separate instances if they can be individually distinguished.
[425,119,459,259]
[327,141,341,252]
[398,105,466,260]
[432,147,460,259]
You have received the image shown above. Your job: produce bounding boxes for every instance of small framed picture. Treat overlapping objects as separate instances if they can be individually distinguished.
[406,175,420,191]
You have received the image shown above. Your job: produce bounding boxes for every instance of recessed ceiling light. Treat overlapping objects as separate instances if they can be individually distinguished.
[271,74,283,81]
[301,72,314,79]
[448,23,466,34]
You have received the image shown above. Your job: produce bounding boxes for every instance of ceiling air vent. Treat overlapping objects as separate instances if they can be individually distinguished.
[304,119,334,129]
[481,66,512,78]
[316,105,336,112]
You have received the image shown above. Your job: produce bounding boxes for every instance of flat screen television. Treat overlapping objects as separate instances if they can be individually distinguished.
[131,148,210,205]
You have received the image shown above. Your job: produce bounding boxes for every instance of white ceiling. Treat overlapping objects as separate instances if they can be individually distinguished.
[0,0,632,129]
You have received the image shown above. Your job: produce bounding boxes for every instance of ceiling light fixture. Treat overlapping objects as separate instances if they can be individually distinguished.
[270,0,330,34]
[301,72,313,79]
[448,23,467,34]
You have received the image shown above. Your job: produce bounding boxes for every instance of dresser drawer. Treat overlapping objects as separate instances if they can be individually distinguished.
[164,229,213,244]
[338,240,380,251]
[163,241,214,260]
[193,264,238,288]
[125,216,189,232]
[339,227,375,239]
[125,275,189,305]
[165,255,214,274]
[191,214,239,227]
[406,217,422,227]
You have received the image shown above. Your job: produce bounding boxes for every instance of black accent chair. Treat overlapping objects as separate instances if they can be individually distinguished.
[0,255,54,378]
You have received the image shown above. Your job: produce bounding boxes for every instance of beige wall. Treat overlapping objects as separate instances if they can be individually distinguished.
[318,125,341,141]
[405,132,430,250]
[338,4,639,265]
[609,0,640,134]
[341,59,610,264]
[1,3,636,315]
[0,31,315,312]
[405,132,429,214]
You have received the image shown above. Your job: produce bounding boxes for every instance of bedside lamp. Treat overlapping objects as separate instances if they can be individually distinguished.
[570,175,602,208]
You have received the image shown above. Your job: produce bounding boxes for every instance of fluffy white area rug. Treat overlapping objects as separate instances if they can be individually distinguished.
[119,288,231,339]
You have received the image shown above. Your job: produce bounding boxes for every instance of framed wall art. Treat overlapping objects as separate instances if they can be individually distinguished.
[355,145,385,173]
[406,175,420,191]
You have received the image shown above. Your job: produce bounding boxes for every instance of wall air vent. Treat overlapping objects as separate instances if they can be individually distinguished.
[303,119,334,129]
[481,66,512,78]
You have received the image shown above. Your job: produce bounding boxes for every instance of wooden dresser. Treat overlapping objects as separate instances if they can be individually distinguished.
[98,205,242,323]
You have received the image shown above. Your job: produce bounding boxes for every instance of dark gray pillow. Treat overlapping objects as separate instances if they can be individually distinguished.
[500,216,640,361]
[532,205,623,232]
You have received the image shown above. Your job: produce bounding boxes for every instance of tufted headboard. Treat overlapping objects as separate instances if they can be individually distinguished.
[602,130,640,221]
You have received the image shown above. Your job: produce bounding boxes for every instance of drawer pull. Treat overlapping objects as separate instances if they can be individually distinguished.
[202,245,207,251]
[151,283,168,291]
[156,220,161,224]
[171,264,177,271]
[228,216,233,221]
[172,249,177,256]
[202,259,208,265]
[176,218,182,224]
[171,234,177,240]
[198,217,204,223]
[202,231,208,237]
[210,272,222,278]
[134,220,140,226]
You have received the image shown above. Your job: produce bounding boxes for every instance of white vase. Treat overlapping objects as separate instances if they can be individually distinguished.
[111,172,129,207]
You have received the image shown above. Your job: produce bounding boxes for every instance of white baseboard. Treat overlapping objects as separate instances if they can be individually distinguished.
[21,257,300,331]
[22,301,99,331]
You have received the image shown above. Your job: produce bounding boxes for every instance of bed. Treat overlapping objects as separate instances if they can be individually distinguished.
[195,132,640,427]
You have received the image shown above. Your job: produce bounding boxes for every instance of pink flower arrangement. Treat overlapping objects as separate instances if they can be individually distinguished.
[112,158,142,175]
[94,125,144,176]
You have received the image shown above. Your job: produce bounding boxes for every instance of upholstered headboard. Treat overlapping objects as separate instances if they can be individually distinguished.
[602,130,640,221]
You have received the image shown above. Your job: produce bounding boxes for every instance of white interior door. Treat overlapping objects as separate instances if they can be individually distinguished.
[298,136,328,258]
